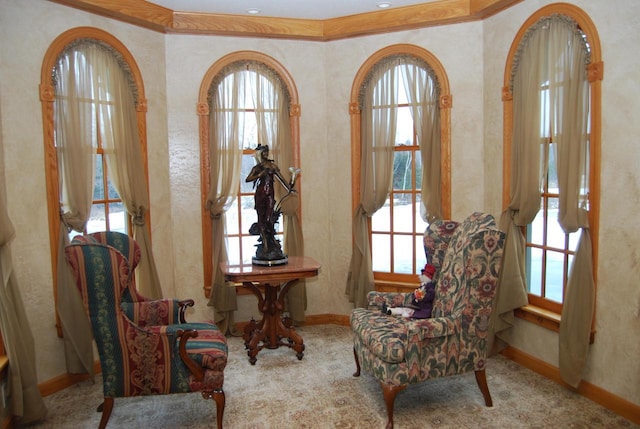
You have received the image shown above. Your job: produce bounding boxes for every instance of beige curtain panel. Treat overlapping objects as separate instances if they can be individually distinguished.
[346,58,398,308]
[493,16,594,387]
[207,62,307,328]
[206,66,245,334]
[0,159,47,424]
[54,43,100,375]
[54,41,164,373]
[346,56,442,308]
[99,44,163,299]
[254,65,307,324]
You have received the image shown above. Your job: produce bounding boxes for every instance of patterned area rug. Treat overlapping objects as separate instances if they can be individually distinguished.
[34,324,636,428]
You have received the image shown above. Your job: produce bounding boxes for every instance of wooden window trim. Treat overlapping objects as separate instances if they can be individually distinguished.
[197,51,301,298]
[40,27,150,337]
[350,44,452,285]
[502,4,603,332]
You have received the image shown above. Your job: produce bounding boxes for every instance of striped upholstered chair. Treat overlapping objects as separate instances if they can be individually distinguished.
[351,212,505,429]
[74,231,194,325]
[65,238,227,429]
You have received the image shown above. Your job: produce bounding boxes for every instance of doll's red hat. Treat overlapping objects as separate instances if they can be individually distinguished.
[422,263,436,279]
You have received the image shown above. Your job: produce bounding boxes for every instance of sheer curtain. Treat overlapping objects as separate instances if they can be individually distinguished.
[0,137,47,424]
[207,62,306,328]
[54,43,100,375]
[54,41,163,373]
[400,58,442,222]
[345,58,399,308]
[495,16,594,387]
[549,18,594,388]
[97,44,163,299]
[252,65,306,324]
[206,68,245,334]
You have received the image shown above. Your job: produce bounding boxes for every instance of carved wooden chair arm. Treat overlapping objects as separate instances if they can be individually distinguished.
[176,329,204,381]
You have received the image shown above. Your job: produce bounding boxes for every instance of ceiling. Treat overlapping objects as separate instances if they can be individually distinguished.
[51,0,522,40]
[147,0,440,20]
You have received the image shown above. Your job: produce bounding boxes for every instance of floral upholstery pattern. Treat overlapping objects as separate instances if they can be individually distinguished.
[65,240,227,429]
[350,212,505,428]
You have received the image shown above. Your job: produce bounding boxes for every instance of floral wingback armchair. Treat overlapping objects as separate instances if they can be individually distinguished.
[74,231,193,325]
[65,240,228,429]
[350,212,505,429]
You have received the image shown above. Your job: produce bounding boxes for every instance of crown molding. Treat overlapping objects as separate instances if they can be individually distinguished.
[49,0,522,40]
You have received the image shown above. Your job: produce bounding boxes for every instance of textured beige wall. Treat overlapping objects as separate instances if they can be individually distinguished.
[0,0,638,408]
[0,0,172,381]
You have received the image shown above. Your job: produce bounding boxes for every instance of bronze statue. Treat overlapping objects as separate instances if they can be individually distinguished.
[245,144,300,266]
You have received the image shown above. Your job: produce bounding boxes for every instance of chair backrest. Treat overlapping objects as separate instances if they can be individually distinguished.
[83,231,145,303]
[65,242,132,396]
[423,219,460,273]
[88,231,141,272]
[427,212,505,321]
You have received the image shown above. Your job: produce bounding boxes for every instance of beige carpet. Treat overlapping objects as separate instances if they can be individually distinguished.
[30,324,636,428]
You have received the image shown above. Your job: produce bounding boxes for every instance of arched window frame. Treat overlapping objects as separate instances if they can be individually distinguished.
[350,44,452,290]
[502,4,602,329]
[40,27,150,336]
[197,51,301,298]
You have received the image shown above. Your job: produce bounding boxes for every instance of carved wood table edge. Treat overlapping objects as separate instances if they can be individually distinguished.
[221,256,321,365]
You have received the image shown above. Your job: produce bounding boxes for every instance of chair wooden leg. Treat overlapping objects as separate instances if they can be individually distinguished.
[380,383,406,429]
[203,389,225,429]
[97,397,114,429]
[352,347,361,377]
[474,369,493,407]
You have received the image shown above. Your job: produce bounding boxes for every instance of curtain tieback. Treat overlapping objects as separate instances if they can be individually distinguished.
[133,207,146,226]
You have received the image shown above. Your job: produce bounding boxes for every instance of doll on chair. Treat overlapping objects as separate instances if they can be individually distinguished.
[382,263,436,319]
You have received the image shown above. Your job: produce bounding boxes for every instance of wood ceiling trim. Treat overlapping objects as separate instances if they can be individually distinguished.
[49,0,522,40]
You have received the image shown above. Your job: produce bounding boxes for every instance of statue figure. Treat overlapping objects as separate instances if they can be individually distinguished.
[245,144,300,266]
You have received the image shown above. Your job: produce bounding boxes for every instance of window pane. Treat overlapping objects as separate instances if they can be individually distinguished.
[527,246,543,295]
[415,152,422,188]
[548,142,558,189]
[395,106,413,146]
[226,200,240,235]
[415,194,428,233]
[393,151,413,190]
[528,209,544,246]
[94,155,104,199]
[372,233,390,272]
[227,236,241,265]
[393,235,413,274]
[107,175,119,199]
[415,235,427,274]
[274,218,283,234]
[372,199,391,232]
[241,112,258,150]
[393,197,413,233]
[546,204,565,250]
[240,195,256,234]
[241,154,257,192]
[545,249,565,303]
[242,235,256,265]
[108,202,126,233]
[87,203,106,233]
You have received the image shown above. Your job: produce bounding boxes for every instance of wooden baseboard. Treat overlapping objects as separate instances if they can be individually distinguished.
[501,346,640,425]
[38,361,101,397]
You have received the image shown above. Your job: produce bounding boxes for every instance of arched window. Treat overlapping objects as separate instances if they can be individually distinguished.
[500,4,602,386]
[198,52,303,331]
[347,44,451,307]
[40,28,154,368]
[501,4,602,321]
